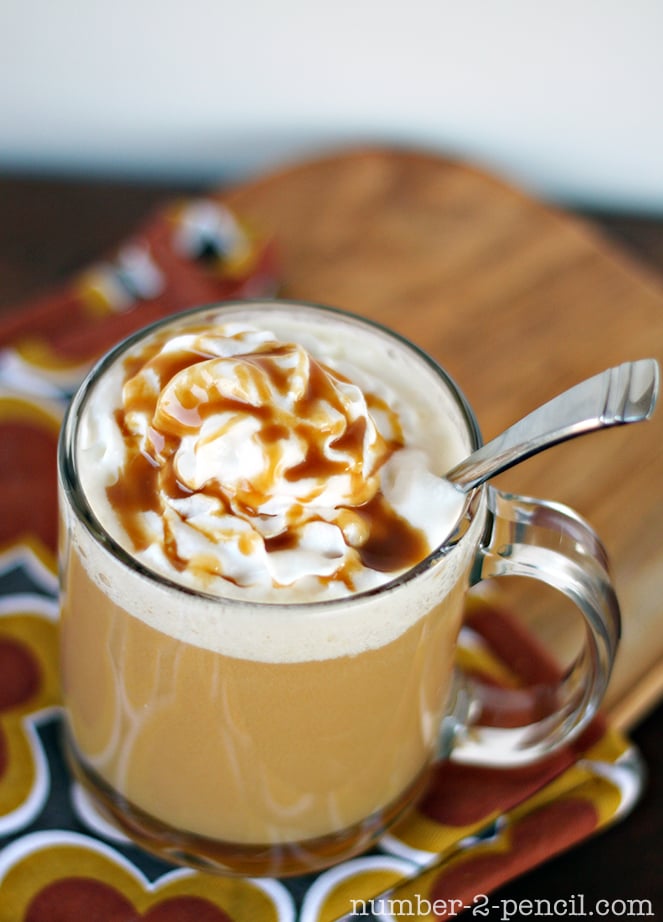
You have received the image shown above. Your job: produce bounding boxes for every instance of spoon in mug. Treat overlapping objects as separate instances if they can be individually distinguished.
[445,358,660,493]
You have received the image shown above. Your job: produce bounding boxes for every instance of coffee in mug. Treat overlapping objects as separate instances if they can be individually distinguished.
[58,301,620,876]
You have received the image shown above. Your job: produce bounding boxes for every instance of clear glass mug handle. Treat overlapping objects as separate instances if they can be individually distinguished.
[448,486,621,766]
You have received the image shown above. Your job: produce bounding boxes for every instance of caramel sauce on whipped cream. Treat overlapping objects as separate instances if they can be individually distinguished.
[103,323,434,594]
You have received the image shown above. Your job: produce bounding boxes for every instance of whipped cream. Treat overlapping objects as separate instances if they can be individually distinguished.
[77,307,469,601]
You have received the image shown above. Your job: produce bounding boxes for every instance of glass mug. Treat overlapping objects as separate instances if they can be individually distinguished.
[57,300,620,877]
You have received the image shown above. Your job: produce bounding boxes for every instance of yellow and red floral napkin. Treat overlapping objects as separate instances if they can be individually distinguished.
[0,196,642,922]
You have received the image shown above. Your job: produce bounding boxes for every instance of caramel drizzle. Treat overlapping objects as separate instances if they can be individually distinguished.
[106,332,429,588]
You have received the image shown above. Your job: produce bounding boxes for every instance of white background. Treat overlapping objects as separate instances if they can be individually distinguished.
[1,0,662,211]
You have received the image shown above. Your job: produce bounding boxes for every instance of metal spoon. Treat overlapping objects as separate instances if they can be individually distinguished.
[446,358,660,493]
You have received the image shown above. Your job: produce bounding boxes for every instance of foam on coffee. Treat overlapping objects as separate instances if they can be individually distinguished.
[68,303,479,662]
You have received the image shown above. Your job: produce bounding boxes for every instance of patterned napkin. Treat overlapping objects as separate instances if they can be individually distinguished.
[0,196,642,922]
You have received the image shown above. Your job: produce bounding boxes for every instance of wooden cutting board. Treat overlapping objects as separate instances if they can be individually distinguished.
[224,146,663,727]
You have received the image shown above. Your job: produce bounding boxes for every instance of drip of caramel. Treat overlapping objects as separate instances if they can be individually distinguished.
[106,331,430,588]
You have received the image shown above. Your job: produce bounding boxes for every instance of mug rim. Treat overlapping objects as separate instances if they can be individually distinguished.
[58,298,484,610]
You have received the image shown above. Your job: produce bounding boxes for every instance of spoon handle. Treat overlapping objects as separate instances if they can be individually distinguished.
[447,358,660,493]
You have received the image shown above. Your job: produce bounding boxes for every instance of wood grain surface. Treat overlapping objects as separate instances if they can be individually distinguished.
[221,146,663,720]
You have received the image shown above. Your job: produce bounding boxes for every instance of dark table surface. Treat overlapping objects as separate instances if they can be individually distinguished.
[1,171,661,918]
